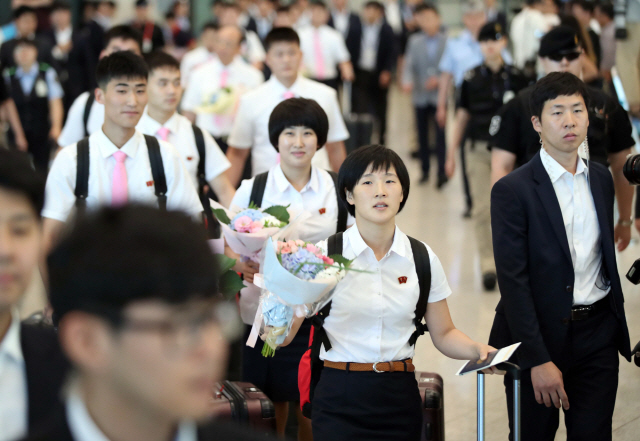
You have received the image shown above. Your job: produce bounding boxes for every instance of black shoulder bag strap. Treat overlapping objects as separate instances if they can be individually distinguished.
[192,125,219,238]
[408,236,431,346]
[83,92,95,138]
[74,137,90,212]
[328,171,348,233]
[310,232,342,360]
[249,171,269,208]
[144,135,168,211]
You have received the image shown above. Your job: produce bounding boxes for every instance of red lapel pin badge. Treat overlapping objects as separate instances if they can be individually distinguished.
[187,156,193,161]
[319,208,326,215]
[146,180,154,187]
[398,276,407,284]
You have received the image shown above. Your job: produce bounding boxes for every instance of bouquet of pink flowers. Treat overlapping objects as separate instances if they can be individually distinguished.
[248,238,355,357]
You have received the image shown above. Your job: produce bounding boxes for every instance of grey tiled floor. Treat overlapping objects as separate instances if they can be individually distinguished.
[386,86,640,440]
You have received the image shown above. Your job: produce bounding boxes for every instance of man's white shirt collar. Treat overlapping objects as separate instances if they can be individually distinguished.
[267,75,304,95]
[66,384,198,441]
[94,129,142,160]
[540,147,588,184]
[0,309,23,366]
[139,110,181,137]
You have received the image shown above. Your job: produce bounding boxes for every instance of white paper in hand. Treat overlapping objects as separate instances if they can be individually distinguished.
[455,343,521,376]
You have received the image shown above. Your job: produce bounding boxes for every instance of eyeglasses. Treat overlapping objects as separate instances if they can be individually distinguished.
[547,51,581,62]
[118,301,242,353]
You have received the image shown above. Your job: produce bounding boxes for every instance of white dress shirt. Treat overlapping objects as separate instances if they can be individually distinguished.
[43,129,203,222]
[66,383,198,441]
[540,148,609,305]
[298,25,350,80]
[232,164,355,324]
[359,20,382,72]
[180,46,217,88]
[331,10,350,38]
[52,26,72,60]
[181,56,264,138]
[136,111,231,189]
[58,92,105,147]
[228,76,349,175]
[0,309,28,441]
[243,30,267,64]
[317,224,452,363]
[509,8,551,69]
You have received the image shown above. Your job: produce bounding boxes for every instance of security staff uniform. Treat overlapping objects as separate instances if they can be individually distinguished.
[457,22,528,282]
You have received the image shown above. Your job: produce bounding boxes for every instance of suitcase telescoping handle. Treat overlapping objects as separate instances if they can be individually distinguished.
[477,362,521,441]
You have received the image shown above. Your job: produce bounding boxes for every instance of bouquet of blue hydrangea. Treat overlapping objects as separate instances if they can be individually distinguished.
[247,238,354,357]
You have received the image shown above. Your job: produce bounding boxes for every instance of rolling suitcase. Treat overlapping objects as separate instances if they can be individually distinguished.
[211,380,276,433]
[416,372,445,441]
[477,362,521,441]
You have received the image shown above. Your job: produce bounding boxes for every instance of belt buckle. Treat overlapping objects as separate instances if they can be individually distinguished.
[571,307,590,321]
[372,362,386,373]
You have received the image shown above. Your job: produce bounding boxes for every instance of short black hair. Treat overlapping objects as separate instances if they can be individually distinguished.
[595,1,614,18]
[269,98,329,151]
[309,0,328,9]
[264,27,300,52]
[13,37,38,52]
[338,145,410,217]
[103,25,143,51]
[13,5,36,19]
[364,1,385,13]
[529,71,590,119]
[414,3,439,15]
[145,50,180,74]
[96,50,148,89]
[201,21,219,33]
[48,206,220,326]
[0,149,45,218]
[570,0,594,12]
[51,1,71,12]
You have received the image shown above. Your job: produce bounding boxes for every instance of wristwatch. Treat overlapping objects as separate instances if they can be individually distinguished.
[618,218,633,227]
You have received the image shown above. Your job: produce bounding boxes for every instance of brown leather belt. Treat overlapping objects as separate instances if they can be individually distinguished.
[324,359,415,373]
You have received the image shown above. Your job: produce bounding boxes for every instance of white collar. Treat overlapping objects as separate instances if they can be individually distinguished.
[272,164,320,193]
[140,110,181,136]
[94,129,143,160]
[66,383,198,441]
[0,309,23,366]
[540,147,588,184]
[267,75,304,95]
[345,222,406,260]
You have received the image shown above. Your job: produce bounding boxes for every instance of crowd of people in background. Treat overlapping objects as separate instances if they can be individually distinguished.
[1,0,639,440]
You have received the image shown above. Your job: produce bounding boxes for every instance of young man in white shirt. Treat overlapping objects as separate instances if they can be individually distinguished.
[42,51,202,250]
[29,205,266,441]
[297,0,354,91]
[57,25,143,147]
[181,25,264,151]
[226,27,348,187]
[137,51,235,207]
[180,22,218,89]
[0,150,69,441]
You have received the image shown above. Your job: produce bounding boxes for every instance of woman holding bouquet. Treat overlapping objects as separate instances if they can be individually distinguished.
[229,98,354,439]
[283,145,502,441]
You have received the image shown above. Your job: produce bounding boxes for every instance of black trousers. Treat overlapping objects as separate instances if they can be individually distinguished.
[415,105,445,177]
[353,69,388,145]
[505,309,620,441]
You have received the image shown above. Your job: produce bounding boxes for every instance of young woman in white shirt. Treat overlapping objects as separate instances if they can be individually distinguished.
[230,98,353,439]
[283,144,501,441]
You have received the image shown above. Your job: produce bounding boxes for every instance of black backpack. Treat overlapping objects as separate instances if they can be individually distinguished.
[249,169,348,233]
[299,231,432,418]
[74,134,167,211]
[192,124,221,238]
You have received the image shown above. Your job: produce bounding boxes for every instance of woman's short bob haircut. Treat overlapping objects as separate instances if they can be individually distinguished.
[338,144,410,217]
[268,98,329,151]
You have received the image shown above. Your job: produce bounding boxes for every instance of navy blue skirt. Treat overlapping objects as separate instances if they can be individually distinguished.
[242,319,311,402]
[312,367,422,441]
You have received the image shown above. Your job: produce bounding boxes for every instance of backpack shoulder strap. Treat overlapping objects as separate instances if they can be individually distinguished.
[249,171,269,208]
[74,137,90,211]
[192,124,206,188]
[407,236,431,346]
[327,171,348,233]
[83,92,95,138]
[144,135,168,211]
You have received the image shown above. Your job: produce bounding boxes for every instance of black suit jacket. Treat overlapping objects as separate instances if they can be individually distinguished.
[327,12,362,66]
[488,152,631,370]
[23,409,276,441]
[20,322,70,434]
[0,36,55,70]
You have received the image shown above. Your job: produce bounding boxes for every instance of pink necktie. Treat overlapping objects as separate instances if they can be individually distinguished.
[313,29,325,79]
[157,127,170,141]
[283,91,295,99]
[111,150,128,207]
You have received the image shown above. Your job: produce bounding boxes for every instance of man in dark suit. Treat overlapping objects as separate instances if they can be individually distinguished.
[351,0,396,144]
[131,0,166,54]
[0,149,69,441]
[328,0,362,66]
[24,205,271,441]
[489,72,631,441]
[0,6,54,70]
